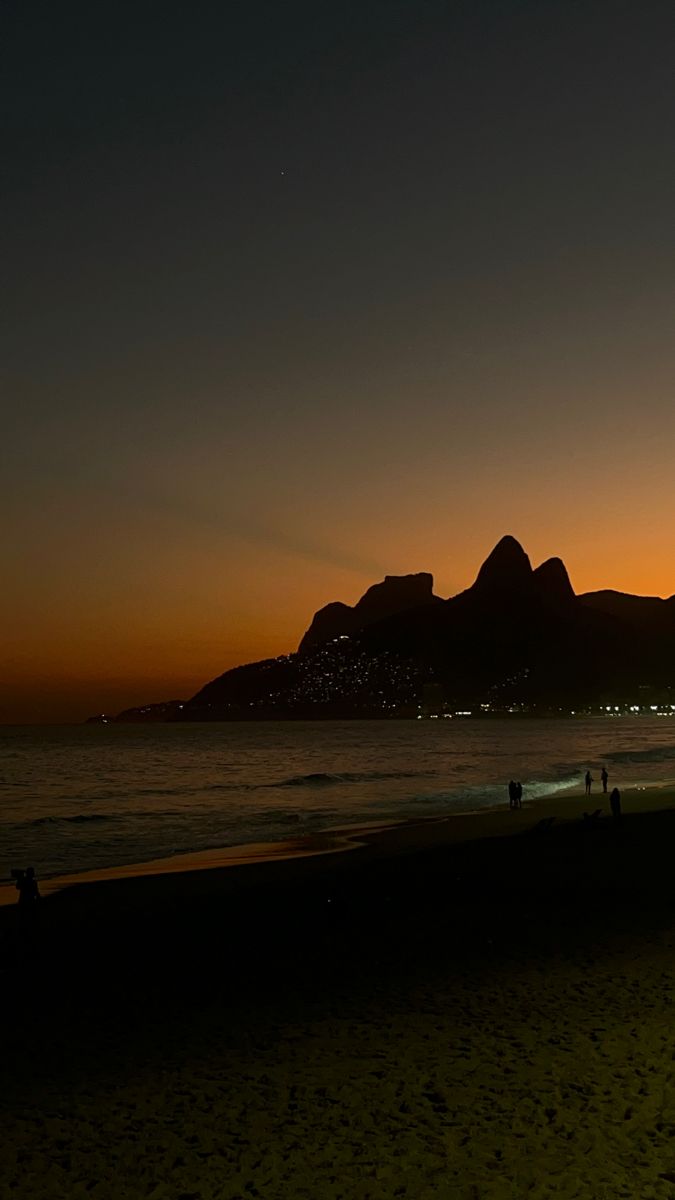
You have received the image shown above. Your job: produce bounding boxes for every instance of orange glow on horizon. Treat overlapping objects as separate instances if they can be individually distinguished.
[5,511,675,723]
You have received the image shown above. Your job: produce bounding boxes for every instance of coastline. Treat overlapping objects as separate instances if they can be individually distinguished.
[3,778,674,910]
[5,781,675,1196]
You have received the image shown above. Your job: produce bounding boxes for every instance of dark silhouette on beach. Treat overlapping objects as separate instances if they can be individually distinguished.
[610,788,622,824]
[601,767,609,793]
[584,771,593,796]
[508,781,523,809]
[529,816,556,835]
[14,866,40,916]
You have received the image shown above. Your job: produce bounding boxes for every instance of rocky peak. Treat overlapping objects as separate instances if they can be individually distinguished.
[471,536,533,593]
[533,557,575,605]
[355,572,436,618]
[299,572,438,653]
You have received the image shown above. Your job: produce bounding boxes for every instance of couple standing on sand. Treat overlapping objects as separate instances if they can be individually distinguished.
[585,767,610,795]
[508,780,522,809]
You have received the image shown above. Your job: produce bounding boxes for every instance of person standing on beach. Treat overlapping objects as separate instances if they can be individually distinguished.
[610,787,621,824]
[601,767,609,793]
[584,770,593,796]
[515,781,523,809]
[508,780,517,809]
[16,866,40,918]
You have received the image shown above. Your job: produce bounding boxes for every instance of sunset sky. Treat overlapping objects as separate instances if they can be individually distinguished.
[3,0,675,722]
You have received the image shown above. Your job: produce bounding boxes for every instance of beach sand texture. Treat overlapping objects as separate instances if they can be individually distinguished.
[3,788,675,1198]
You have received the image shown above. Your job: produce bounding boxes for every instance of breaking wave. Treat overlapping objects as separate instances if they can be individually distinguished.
[605,744,675,766]
[267,769,434,788]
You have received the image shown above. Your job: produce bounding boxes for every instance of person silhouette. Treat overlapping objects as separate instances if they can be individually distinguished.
[515,781,523,809]
[610,787,621,824]
[508,780,517,809]
[584,770,593,796]
[601,767,609,793]
[16,866,40,916]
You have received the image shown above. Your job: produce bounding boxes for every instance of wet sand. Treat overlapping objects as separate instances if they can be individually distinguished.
[4,785,675,1198]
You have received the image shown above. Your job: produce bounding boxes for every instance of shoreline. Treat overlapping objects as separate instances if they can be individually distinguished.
[4,779,675,910]
[6,780,675,1196]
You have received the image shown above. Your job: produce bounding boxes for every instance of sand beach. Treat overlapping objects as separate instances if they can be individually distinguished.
[4,784,675,1198]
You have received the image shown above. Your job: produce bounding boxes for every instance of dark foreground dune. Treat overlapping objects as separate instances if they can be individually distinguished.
[4,793,675,1198]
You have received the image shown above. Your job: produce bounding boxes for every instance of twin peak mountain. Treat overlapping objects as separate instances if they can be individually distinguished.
[180,535,675,719]
[104,536,675,721]
[299,536,574,653]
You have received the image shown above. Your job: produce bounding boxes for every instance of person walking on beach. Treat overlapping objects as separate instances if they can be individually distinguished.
[515,781,523,809]
[508,780,517,809]
[601,767,609,793]
[584,770,593,796]
[610,787,621,824]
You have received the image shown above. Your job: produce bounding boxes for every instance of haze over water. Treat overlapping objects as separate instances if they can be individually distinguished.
[3,719,675,881]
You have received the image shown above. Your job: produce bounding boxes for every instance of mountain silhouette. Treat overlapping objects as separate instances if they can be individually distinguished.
[532,558,576,608]
[93,536,675,721]
[351,536,624,706]
[471,534,533,595]
[299,572,440,652]
[580,589,675,630]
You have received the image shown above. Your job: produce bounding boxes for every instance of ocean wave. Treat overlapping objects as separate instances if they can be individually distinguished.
[248,808,305,825]
[31,812,119,826]
[135,782,253,796]
[605,745,675,765]
[266,769,434,788]
[555,746,675,772]
[412,775,580,810]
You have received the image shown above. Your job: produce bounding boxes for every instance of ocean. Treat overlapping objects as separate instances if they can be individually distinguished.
[2,718,675,881]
